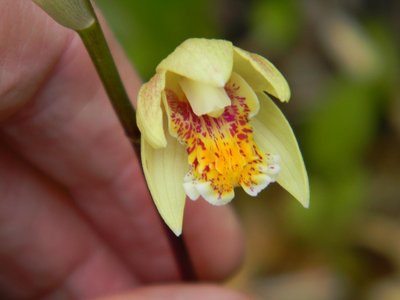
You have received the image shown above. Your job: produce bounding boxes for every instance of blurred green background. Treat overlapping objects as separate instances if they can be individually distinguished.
[96,0,400,299]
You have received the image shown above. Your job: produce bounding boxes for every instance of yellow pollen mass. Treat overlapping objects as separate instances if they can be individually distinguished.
[165,79,278,204]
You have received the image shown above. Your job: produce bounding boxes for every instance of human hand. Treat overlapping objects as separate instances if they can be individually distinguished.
[0,1,245,299]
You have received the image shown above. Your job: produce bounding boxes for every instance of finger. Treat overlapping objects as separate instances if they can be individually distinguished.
[0,0,244,281]
[1,0,178,282]
[95,284,251,300]
[0,143,137,299]
[183,200,244,281]
[0,1,72,120]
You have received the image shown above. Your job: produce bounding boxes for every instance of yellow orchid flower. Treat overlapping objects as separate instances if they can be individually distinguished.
[137,38,309,235]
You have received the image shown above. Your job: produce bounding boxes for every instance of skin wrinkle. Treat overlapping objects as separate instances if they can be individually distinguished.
[2,34,129,186]
[34,246,94,300]
[0,3,74,121]
[36,243,136,299]
[70,161,180,283]
[0,0,139,195]
[2,16,138,189]
[2,31,77,126]
[0,149,37,298]
[48,247,136,299]
[0,144,137,299]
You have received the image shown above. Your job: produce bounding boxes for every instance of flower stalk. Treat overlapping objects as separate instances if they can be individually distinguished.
[33,0,197,281]
[77,18,142,153]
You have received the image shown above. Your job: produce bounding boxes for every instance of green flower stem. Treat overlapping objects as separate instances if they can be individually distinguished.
[76,3,197,281]
[78,19,141,154]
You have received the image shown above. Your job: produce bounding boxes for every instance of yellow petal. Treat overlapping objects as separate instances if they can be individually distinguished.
[252,93,309,207]
[136,72,167,148]
[179,77,231,117]
[141,135,188,236]
[233,47,290,102]
[157,38,233,87]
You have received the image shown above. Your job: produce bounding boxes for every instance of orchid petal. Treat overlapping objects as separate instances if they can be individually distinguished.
[137,71,167,148]
[157,38,233,87]
[233,47,290,102]
[141,135,188,236]
[252,93,309,207]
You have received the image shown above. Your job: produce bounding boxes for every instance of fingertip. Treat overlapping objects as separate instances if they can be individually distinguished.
[183,200,245,281]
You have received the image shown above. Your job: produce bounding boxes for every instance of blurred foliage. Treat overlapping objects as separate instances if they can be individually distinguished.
[96,0,218,80]
[250,0,302,53]
[96,0,400,299]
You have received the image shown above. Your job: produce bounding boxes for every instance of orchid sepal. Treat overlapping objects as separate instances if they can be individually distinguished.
[252,92,309,207]
[233,47,291,102]
[141,135,188,236]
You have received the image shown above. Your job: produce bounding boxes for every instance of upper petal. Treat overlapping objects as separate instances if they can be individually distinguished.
[157,38,233,87]
[252,92,309,207]
[233,47,290,102]
[136,71,167,149]
[141,135,188,236]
